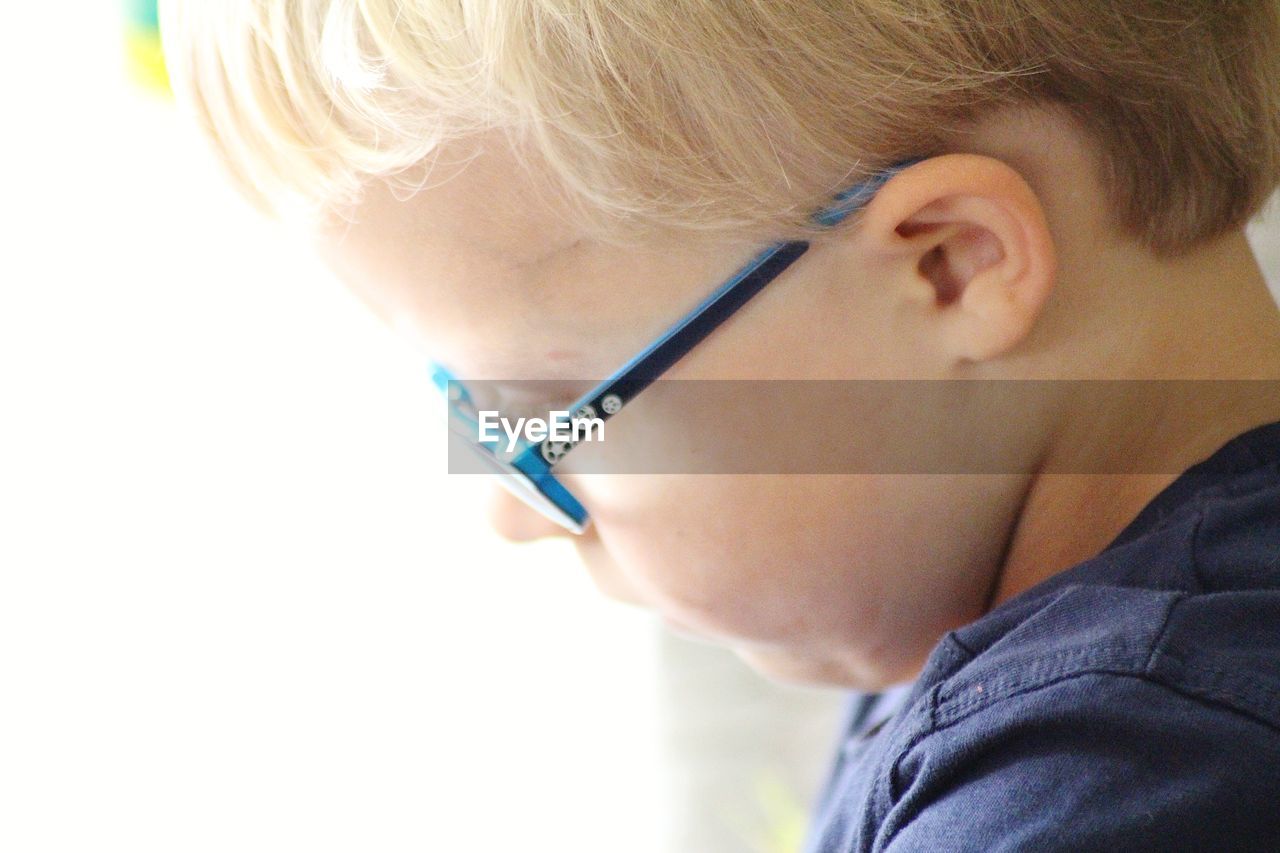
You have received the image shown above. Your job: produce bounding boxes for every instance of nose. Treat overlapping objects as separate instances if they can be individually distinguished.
[486,486,573,543]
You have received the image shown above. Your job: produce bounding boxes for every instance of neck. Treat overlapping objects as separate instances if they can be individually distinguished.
[991,229,1280,607]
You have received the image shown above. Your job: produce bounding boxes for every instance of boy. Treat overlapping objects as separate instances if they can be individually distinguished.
[161,1,1280,849]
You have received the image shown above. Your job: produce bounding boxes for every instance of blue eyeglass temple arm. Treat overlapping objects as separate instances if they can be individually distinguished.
[564,240,808,419]
[559,163,913,426]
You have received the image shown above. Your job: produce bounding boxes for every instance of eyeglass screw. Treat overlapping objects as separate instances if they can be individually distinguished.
[541,440,573,464]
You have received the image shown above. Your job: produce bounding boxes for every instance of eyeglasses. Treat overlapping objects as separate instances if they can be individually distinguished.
[432,163,912,533]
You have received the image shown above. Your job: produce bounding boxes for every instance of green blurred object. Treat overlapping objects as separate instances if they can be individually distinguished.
[124,0,169,93]
[126,0,160,29]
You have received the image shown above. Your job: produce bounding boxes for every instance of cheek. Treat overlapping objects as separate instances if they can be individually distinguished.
[579,477,757,619]
[572,473,1011,685]
[578,475,884,643]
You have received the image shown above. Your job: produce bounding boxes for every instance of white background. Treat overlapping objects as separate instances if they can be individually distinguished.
[0,6,664,852]
[0,5,1277,853]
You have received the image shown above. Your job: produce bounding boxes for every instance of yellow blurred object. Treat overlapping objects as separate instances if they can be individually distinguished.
[754,773,810,853]
[722,770,811,853]
[125,26,170,93]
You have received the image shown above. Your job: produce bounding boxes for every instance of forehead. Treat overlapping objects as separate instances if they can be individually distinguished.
[316,137,754,380]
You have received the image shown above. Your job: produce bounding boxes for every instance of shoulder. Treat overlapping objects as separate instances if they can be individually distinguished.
[934,445,1280,736]
[878,667,1280,851]
[872,577,1280,850]
[932,579,1280,736]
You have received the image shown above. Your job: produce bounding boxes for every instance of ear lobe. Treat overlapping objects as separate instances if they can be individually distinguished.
[862,155,1057,364]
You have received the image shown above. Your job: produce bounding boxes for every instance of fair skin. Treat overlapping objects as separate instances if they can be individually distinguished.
[318,107,1280,689]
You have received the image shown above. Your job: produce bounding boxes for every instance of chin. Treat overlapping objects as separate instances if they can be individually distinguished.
[660,615,720,645]
[732,646,911,691]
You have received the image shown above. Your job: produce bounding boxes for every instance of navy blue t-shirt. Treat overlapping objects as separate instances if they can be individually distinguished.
[805,421,1280,852]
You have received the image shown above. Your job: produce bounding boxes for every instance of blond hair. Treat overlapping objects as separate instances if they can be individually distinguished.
[160,0,1280,252]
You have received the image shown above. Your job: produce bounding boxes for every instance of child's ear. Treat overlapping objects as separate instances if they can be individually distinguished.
[860,154,1057,363]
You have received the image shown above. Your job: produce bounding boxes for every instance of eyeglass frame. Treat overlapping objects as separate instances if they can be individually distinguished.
[431,162,916,534]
